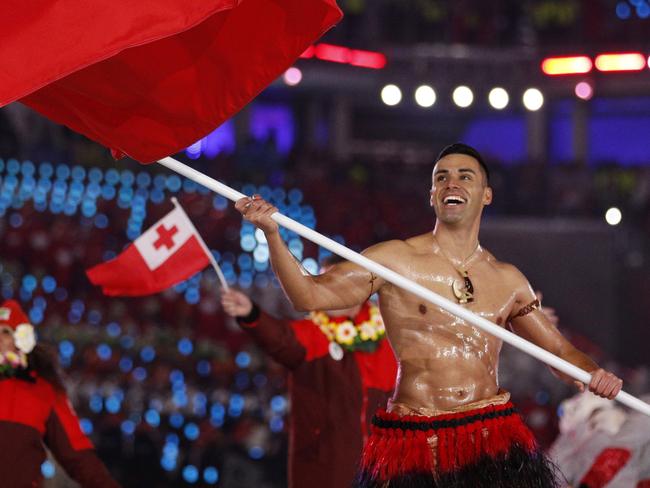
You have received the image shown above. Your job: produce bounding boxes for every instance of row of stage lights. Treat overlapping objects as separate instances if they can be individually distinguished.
[378,84,547,111]
[284,61,636,109]
[542,52,650,75]
[281,50,650,109]
[378,75,631,109]
[281,66,548,111]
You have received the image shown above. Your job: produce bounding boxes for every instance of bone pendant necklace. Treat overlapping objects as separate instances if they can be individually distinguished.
[433,237,480,304]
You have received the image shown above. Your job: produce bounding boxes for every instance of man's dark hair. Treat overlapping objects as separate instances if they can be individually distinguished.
[435,142,490,184]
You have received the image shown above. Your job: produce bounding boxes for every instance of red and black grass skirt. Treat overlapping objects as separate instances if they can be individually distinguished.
[355,398,559,487]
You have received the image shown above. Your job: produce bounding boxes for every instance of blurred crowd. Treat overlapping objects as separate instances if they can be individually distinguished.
[2,106,650,485]
[0,153,649,486]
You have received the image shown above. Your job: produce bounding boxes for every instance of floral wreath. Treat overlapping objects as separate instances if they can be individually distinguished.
[0,323,36,377]
[310,303,386,353]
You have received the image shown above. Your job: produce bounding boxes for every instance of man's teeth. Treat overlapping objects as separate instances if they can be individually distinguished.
[443,196,466,205]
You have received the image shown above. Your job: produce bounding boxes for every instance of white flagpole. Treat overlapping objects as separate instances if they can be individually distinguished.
[170,197,229,291]
[157,156,650,417]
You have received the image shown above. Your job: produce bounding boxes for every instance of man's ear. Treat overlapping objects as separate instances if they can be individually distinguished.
[429,189,435,207]
[483,187,493,205]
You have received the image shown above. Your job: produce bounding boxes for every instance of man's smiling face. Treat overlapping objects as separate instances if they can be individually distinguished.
[430,153,492,225]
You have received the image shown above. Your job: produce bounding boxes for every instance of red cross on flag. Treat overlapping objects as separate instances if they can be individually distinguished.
[86,201,210,296]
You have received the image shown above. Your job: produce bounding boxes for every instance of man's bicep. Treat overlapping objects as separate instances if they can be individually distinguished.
[312,260,381,307]
[504,264,539,320]
[505,267,567,351]
[308,243,394,308]
[509,309,568,354]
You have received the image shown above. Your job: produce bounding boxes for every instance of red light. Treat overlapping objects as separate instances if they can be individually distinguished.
[315,43,350,64]
[595,53,645,72]
[300,46,315,59]
[541,56,592,75]
[350,49,387,69]
[297,44,386,69]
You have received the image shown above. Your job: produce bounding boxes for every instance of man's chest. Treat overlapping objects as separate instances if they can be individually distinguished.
[381,257,517,324]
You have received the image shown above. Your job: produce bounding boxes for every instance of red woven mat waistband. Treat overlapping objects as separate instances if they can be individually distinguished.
[372,401,516,432]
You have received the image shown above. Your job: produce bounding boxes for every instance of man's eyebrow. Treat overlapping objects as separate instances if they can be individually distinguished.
[434,168,477,175]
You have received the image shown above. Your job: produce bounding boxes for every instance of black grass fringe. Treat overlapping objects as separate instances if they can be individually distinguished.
[354,444,561,488]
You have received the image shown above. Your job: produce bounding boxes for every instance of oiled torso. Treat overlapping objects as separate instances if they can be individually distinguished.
[376,235,519,411]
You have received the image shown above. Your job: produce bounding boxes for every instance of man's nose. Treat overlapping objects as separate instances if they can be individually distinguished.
[446,179,461,189]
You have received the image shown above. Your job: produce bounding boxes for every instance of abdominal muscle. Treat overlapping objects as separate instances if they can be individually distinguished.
[391,356,500,412]
[380,297,505,412]
[374,248,517,413]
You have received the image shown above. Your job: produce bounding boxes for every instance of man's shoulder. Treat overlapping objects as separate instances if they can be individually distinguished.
[363,237,417,257]
[485,255,528,285]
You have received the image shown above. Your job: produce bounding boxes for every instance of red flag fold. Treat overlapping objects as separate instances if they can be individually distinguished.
[1,0,342,162]
[86,206,210,296]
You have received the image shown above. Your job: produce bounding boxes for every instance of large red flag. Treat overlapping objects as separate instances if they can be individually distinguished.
[86,204,210,296]
[0,0,342,163]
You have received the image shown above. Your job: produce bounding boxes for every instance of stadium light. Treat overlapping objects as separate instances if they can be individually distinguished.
[522,88,544,111]
[414,85,436,108]
[381,84,402,106]
[605,207,622,226]
[541,56,593,76]
[283,67,302,86]
[349,49,387,69]
[300,43,387,69]
[488,87,509,110]
[452,86,473,108]
[595,53,646,72]
[574,81,593,100]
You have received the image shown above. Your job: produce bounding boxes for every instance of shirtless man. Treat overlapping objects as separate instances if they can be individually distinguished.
[235,143,623,487]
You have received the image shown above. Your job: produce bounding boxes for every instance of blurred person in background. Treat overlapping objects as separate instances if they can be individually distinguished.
[550,392,650,488]
[0,299,120,488]
[237,142,624,488]
[221,255,397,488]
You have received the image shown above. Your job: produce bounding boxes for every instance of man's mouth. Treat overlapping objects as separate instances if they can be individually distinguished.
[442,195,467,206]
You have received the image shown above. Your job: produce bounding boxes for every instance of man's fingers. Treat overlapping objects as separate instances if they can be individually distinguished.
[242,198,275,218]
[602,382,618,400]
[588,369,623,399]
[235,197,252,212]
[589,369,605,392]
[602,375,623,400]
[236,195,267,214]
[261,204,278,217]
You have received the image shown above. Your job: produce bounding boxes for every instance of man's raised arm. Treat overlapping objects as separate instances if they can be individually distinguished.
[235,195,385,311]
[506,267,623,400]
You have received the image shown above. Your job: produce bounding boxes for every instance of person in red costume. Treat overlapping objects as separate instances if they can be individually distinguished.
[221,256,397,488]
[0,299,120,488]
